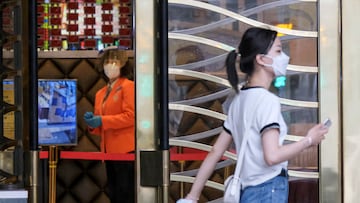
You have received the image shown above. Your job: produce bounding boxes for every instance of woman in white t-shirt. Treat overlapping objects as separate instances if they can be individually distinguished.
[177,27,329,203]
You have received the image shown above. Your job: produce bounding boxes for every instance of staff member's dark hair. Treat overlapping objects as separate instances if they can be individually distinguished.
[225,27,277,93]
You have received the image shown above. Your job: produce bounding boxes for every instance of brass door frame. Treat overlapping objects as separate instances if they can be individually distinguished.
[319,0,360,203]
[342,0,360,202]
[318,0,342,203]
[135,1,159,203]
[319,0,342,203]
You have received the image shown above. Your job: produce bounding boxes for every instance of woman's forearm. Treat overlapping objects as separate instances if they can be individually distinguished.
[187,150,223,199]
[187,131,232,200]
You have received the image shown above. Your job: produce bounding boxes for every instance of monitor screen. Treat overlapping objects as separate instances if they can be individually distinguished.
[2,79,15,140]
[38,79,77,146]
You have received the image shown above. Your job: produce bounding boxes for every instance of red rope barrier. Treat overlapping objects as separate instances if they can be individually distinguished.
[39,151,209,161]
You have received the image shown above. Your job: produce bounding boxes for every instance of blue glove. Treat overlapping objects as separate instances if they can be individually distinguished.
[176,199,194,203]
[84,112,94,119]
[84,112,102,128]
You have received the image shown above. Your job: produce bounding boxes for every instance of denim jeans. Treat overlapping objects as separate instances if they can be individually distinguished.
[240,175,289,203]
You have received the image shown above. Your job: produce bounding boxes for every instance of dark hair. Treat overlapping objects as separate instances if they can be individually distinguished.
[98,48,134,80]
[225,27,277,92]
[121,60,134,80]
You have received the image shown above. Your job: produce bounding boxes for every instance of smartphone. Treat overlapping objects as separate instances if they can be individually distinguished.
[323,118,332,128]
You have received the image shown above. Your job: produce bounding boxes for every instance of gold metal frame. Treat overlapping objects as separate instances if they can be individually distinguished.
[319,0,342,203]
[135,1,158,203]
[48,146,58,203]
[342,0,360,202]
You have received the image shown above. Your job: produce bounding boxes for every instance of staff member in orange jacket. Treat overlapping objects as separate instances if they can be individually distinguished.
[84,47,135,203]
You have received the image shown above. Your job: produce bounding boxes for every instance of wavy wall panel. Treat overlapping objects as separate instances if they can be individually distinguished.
[168,0,319,202]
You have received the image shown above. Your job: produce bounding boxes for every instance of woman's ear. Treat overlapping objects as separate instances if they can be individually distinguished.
[255,54,265,66]
[256,54,272,66]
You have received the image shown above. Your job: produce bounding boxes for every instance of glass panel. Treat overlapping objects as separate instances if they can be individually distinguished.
[169,0,319,202]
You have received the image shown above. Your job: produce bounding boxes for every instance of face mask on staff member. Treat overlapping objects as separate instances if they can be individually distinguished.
[104,63,121,80]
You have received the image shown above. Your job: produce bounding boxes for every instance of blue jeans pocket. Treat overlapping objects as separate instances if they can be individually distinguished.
[271,176,288,203]
[241,176,288,203]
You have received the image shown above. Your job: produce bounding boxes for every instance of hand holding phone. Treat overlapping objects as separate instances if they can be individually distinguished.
[323,118,332,128]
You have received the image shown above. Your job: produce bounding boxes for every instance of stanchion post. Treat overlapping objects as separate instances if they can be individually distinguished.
[178,147,185,198]
[48,146,58,203]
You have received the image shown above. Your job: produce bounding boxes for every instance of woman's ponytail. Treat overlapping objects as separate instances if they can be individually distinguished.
[225,50,239,93]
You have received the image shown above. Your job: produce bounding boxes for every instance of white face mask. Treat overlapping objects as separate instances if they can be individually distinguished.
[104,63,120,80]
[263,52,290,76]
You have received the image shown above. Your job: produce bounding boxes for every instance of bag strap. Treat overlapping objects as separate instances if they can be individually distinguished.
[232,92,264,181]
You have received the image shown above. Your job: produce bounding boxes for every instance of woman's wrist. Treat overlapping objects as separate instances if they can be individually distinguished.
[304,136,312,148]
[185,194,199,202]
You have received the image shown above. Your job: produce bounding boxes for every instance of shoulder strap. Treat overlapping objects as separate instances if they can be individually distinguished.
[232,93,264,179]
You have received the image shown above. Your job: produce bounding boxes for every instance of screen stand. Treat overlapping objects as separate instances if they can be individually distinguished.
[48,146,58,203]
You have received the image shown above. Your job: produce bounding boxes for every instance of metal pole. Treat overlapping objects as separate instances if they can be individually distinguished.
[48,146,58,203]
[28,0,39,203]
[158,0,169,151]
[158,1,169,203]
[29,0,38,151]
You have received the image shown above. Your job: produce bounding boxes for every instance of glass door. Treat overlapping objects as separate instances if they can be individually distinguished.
[168,0,341,202]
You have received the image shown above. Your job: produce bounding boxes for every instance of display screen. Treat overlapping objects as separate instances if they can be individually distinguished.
[38,79,77,146]
[2,79,15,140]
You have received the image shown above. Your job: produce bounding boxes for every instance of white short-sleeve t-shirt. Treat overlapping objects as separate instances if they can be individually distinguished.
[223,86,288,188]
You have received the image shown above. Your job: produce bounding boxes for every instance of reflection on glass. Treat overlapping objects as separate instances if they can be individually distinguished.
[169,0,319,202]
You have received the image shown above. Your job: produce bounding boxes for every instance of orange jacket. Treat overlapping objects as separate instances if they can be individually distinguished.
[90,78,135,153]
